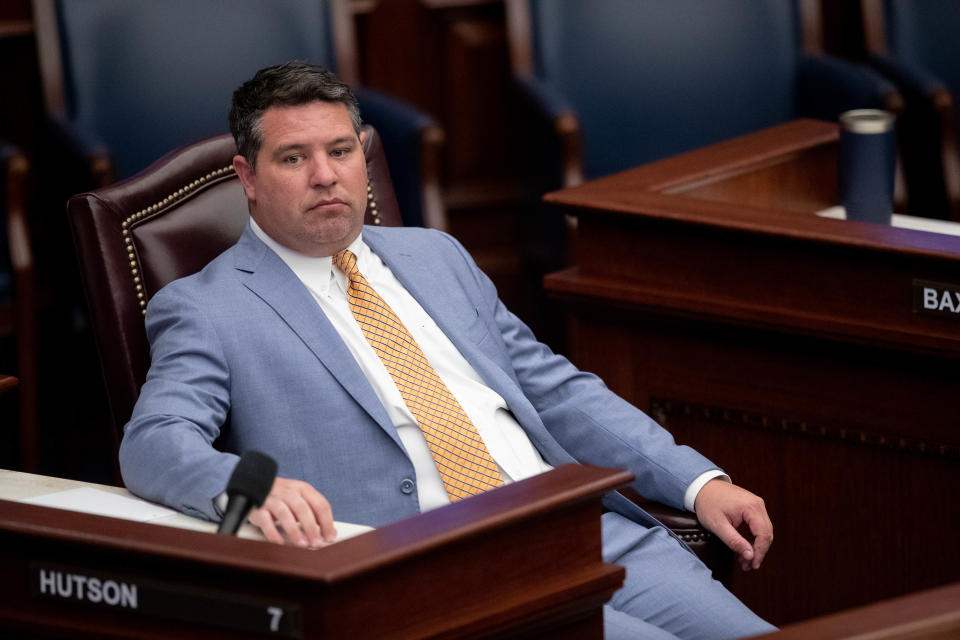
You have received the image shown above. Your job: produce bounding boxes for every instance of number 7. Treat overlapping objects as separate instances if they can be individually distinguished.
[267,606,284,632]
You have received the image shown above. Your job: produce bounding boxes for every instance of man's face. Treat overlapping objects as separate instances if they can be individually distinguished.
[233,101,368,257]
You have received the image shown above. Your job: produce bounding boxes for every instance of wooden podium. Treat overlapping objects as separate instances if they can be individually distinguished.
[543,120,960,625]
[0,464,629,639]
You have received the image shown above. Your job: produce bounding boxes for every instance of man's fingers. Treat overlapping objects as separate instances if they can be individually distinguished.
[249,506,284,545]
[302,491,337,543]
[695,480,774,572]
[283,494,321,547]
[288,491,337,546]
[738,494,772,569]
[709,517,755,562]
[275,498,312,547]
[256,496,307,547]
[246,477,337,548]
[744,509,774,569]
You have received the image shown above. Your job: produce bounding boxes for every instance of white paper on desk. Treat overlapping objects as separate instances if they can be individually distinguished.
[330,521,374,541]
[817,206,960,237]
[20,486,375,543]
[20,487,179,522]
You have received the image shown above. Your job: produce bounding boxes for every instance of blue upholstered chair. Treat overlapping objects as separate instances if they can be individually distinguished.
[31,0,444,229]
[0,140,37,472]
[505,0,901,192]
[861,0,960,221]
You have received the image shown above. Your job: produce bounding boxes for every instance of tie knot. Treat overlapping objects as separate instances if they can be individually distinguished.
[333,249,358,276]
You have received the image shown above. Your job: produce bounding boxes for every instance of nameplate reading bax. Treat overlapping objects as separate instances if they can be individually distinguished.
[913,280,960,319]
[31,562,301,637]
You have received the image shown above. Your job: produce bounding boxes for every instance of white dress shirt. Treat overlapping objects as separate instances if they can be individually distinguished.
[251,221,723,513]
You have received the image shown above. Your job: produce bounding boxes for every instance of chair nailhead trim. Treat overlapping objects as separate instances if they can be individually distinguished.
[367,181,381,225]
[678,531,714,543]
[123,167,384,317]
[122,165,235,316]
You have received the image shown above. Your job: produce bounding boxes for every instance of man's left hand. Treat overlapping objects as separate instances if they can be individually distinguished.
[694,479,773,571]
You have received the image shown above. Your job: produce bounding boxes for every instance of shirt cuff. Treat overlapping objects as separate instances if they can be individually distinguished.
[214,490,228,518]
[684,470,730,512]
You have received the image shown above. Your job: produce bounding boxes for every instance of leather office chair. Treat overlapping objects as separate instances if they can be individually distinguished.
[32,0,444,229]
[67,125,401,459]
[505,0,901,191]
[67,125,730,576]
[0,141,38,473]
[861,0,960,221]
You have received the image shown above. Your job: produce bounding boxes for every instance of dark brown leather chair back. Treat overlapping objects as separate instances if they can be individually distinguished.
[1,141,37,472]
[67,125,402,456]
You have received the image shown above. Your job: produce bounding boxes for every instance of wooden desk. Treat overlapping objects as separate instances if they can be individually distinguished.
[543,120,960,625]
[757,582,960,639]
[0,464,629,638]
[0,375,17,393]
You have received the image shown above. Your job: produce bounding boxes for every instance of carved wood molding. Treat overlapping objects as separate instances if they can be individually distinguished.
[649,397,960,461]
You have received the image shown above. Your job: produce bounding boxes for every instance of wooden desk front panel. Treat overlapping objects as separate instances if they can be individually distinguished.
[570,207,960,359]
[0,465,629,639]
[558,304,958,623]
[547,219,960,625]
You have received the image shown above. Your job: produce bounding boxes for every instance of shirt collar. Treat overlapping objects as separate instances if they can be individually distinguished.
[249,219,368,297]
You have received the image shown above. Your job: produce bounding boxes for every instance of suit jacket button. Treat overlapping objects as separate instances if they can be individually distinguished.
[400,478,415,494]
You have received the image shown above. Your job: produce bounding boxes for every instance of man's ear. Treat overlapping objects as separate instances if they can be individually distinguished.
[233,154,256,201]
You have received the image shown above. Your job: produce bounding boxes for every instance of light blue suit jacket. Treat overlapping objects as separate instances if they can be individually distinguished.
[120,225,716,528]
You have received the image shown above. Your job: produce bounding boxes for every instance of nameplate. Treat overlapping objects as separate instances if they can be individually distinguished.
[31,563,302,637]
[913,280,960,319]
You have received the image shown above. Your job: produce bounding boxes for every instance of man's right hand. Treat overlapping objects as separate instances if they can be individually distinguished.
[247,477,337,547]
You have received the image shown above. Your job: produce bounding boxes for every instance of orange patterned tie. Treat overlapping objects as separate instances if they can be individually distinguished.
[333,249,503,500]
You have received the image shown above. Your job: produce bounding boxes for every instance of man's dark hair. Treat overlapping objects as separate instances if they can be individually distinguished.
[229,61,361,166]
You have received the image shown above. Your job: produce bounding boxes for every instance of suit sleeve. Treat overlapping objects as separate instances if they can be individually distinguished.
[437,232,718,509]
[119,284,240,521]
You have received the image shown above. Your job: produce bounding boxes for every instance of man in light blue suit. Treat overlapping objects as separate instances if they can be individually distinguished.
[120,62,775,639]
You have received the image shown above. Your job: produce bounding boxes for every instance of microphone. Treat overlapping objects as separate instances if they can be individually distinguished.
[217,450,278,535]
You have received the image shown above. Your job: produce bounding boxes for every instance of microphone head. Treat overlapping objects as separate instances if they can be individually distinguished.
[226,450,278,508]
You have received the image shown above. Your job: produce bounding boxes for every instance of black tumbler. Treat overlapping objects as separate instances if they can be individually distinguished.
[838,109,896,224]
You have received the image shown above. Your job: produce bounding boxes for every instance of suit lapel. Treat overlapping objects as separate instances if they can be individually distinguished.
[364,231,545,432]
[233,228,403,450]
[364,229,579,464]
[363,229,482,365]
